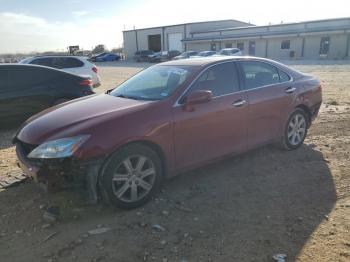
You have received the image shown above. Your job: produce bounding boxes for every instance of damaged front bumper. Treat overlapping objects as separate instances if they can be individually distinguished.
[15,140,104,203]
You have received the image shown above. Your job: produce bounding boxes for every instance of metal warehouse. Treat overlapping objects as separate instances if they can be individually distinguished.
[123,17,350,60]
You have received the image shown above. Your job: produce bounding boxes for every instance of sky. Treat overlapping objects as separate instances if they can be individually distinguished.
[0,0,349,54]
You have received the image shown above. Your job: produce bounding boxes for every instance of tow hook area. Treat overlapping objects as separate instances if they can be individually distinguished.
[85,163,101,204]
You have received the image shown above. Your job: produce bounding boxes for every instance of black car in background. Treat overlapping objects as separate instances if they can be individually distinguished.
[149,50,181,63]
[133,50,155,62]
[172,51,199,60]
[0,64,94,125]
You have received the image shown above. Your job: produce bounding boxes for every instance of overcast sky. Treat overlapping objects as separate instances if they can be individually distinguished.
[0,0,348,53]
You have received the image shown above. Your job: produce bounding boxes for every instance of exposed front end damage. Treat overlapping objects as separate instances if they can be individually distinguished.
[15,139,104,204]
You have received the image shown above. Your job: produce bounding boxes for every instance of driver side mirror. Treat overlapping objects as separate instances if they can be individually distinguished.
[183,90,213,111]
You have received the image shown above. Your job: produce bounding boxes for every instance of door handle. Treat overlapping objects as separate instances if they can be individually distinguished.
[285,87,296,93]
[233,99,247,107]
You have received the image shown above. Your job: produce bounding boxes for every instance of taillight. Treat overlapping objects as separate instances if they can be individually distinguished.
[92,67,98,73]
[79,79,93,86]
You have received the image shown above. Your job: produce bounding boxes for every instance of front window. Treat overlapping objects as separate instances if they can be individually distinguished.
[186,62,239,97]
[110,65,192,101]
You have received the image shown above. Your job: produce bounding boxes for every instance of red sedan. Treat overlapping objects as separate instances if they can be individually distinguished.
[14,57,322,209]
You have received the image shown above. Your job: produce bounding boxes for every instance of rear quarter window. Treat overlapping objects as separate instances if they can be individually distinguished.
[60,58,84,68]
[279,69,291,82]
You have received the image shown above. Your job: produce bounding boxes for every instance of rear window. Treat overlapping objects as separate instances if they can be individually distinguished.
[56,57,84,68]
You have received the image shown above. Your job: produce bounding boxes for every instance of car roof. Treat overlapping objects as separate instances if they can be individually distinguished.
[160,56,304,78]
[161,56,239,66]
[162,55,287,67]
[0,64,88,78]
[29,55,88,60]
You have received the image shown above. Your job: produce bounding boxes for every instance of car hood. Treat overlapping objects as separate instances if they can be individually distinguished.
[17,94,151,145]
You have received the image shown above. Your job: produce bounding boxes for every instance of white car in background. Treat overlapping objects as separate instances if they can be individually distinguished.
[218,48,242,56]
[19,56,101,87]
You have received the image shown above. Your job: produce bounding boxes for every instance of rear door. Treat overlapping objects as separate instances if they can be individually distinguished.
[237,60,295,149]
[173,62,249,170]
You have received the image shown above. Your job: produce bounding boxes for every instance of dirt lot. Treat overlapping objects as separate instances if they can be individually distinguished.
[0,61,349,262]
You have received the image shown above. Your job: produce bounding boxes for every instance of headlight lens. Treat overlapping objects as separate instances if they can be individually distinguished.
[28,135,90,159]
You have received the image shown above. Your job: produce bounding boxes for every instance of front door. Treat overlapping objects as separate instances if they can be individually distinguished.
[173,62,249,171]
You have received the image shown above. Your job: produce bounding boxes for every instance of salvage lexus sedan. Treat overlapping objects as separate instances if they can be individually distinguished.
[14,57,322,209]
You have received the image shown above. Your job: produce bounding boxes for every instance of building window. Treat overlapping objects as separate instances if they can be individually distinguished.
[281,40,291,49]
[210,43,217,51]
[319,36,330,55]
[237,42,244,51]
[225,43,233,48]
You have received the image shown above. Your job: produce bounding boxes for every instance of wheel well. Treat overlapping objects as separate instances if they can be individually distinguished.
[117,140,168,176]
[296,104,312,125]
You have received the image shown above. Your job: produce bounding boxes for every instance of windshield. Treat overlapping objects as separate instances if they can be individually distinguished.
[110,65,192,101]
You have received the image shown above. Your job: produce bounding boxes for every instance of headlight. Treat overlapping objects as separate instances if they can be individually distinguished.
[28,135,90,159]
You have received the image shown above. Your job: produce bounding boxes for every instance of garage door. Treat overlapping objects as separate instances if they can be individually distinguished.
[168,33,183,51]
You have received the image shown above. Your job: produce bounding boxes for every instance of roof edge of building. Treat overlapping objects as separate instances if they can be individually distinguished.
[122,19,254,32]
[190,16,350,34]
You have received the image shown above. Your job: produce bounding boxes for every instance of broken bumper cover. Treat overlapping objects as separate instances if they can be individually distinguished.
[16,141,104,202]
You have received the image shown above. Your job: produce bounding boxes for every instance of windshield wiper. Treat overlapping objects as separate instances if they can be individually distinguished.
[115,94,140,100]
[105,89,113,94]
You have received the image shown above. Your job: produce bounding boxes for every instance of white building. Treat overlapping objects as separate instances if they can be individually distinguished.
[123,17,350,60]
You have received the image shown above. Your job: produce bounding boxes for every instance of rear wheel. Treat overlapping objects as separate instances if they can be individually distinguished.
[99,144,163,209]
[282,108,308,150]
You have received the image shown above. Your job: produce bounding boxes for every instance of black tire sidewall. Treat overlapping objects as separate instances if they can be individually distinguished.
[283,108,308,150]
[100,144,163,209]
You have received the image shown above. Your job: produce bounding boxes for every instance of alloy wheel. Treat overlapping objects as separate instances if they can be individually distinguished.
[112,155,156,203]
[287,113,307,146]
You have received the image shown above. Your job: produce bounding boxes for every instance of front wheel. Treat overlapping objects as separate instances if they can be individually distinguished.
[282,108,309,150]
[99,144,163,209]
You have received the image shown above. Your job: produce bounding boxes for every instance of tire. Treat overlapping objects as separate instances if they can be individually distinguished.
[281,108,309,150]
[99,144,163,209]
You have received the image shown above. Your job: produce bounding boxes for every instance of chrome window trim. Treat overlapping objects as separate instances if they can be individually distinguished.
[173,59,294,107]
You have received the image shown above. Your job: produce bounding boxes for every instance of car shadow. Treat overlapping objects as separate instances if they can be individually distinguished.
[162,144,336,261]
[0,144,336,261]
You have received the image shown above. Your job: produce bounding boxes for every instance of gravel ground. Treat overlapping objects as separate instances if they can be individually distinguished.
[0,60,349,262]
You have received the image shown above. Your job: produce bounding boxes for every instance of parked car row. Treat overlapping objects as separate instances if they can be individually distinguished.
[134,48,242,63]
